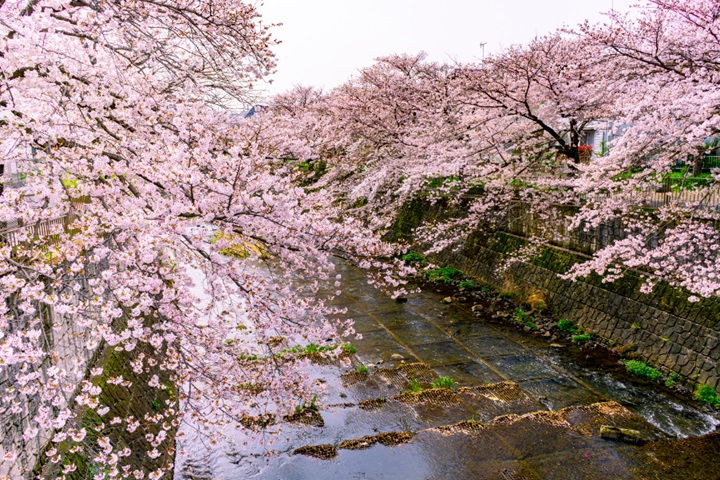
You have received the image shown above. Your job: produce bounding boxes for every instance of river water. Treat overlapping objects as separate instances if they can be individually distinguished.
[175,261,720,479]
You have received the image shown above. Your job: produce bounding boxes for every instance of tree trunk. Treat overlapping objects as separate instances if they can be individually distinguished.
[693,156,703,177]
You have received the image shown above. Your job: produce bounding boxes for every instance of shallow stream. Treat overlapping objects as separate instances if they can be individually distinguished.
[175,261,720,479]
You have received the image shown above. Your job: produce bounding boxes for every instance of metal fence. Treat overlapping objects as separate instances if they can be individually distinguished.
[580,186,720,210]
[0,214,76,249]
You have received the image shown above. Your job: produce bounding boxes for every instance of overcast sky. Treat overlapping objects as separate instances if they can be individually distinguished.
[255,0,633,98]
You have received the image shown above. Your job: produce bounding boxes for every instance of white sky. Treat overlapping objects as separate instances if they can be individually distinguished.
[255,0,633,98]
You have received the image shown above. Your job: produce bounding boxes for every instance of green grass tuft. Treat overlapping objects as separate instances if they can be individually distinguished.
[694,384,720,408]
[406,379,423,393]
[424,267,462,284]
[402,252,425,264]
[664,373,680,388]
[431,376,456,390]
[572,334,593,344]
[557,318,578,333]
[341,344,357,354]
[623,360,661,381]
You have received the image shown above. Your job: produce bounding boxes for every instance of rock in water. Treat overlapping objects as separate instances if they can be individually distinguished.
[600,425,643,443]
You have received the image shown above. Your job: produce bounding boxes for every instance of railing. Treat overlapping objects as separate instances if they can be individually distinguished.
[514,167,720,210]
[702,156,720,171]
[579,185,720,210]
[0,214,76,249]
[674,156,720,173]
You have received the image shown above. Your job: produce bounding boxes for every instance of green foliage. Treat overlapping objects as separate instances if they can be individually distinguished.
[557,318,579,333]
[351,197,368,209]
[466,180,485,195]
[89,463,111,479]
[514,308,527,321]
[424,175,460,189]
[341,343,357,354]
[510,178,533,189]
[524,321,536,329]
[665,373,680,388]
[480,285,492,293]
[281,343,340,356]
[431,376,456,390]
[406,379,423,393]
[611,167,644,182]
[60,177,79,189]
[295,395,319,413]
[424,267,462,284]
[623,360,661,381]
[356,365,368,375]
[295,159,329,185]
[402,252,425,264]
[694,384,720,408]
[599,140,609,157]
[150,400,161,410]
[663,172,712,191]
[497,291,517,300]
[459,280,476,290]
[572,334,593,344]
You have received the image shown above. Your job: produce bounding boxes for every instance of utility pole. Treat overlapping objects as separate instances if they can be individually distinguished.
[479,42,487,62]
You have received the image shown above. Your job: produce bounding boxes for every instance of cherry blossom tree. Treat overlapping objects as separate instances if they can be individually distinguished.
[0,0,398,477]
[263,0,720,300]
[565,0,720,298]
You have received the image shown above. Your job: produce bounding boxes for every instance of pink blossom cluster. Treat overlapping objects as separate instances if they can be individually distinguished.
[262,0,720,300]
[0,0,402,477]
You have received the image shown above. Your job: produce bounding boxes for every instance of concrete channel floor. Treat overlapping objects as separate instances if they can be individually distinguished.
[176,262,720,480]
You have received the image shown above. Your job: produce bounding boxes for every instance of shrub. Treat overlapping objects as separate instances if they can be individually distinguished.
[402,252,425,265]
[557,319,578,333]
[664,373,680,388]
[623,360,661,381]
[527,292,547,311]
[424,267,462,284]
[459,280,476,290]
[694,384,720,408]
[524,321,536,329]
[514,308,527,321]
[572,334,593,344]
[356,365,368,375]
[431,376,456,390]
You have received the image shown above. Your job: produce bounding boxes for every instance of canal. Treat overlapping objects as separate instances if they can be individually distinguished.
[176,261,720,479]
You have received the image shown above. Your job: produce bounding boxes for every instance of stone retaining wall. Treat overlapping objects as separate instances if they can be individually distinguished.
[390,197,720,390]
[1,257,175,479]
[0,301,99,479]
